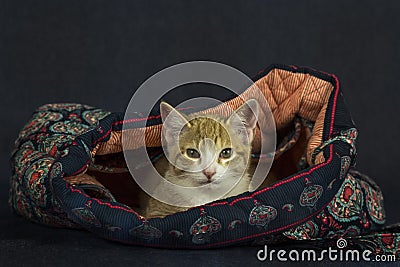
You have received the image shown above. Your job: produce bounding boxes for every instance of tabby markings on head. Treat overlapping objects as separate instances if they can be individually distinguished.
[140,100,260,218]
[159,99,258,190]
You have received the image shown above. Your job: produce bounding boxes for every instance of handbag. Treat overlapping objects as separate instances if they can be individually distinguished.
[9,64,399,257]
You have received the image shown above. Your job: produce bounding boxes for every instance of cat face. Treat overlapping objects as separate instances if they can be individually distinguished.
[160,99,258,187]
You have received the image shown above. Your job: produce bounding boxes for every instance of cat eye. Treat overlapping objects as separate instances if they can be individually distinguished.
[220,148,232,159]
[186,148,200,159]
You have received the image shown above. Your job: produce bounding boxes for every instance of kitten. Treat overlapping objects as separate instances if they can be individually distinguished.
[139,99,259,218]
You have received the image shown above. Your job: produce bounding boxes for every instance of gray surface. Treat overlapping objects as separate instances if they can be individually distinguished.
[1,1,399,266]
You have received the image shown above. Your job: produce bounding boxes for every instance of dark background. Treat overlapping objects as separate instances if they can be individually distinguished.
[1,1,399,266]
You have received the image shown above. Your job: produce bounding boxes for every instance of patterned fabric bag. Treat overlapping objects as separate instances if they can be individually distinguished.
[9,65,399,257]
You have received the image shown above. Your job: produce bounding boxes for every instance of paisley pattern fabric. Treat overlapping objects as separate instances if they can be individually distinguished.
[284,172,385,240]
[8,65,399,258]
[9,103,110,228]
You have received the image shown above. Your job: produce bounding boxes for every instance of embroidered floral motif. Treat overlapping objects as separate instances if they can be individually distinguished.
[49,162,63,180]
[374,233,400,256]
[327,174,363,222]
[359,211,371,229]
[190,209,221,244]
[348,231,400,258]
[299,178,323,210]
[131,225,160,242]
[340,156,351,180]
[325,225,360,239]
[24,157,53,207]
[37,134,75,154]
[317,210,343,236]
[71,201,101,228]
[50,120,90,135]
[249,201,277,228]
[17,111,63,142]
[9,106,123,229]
[13,145,42,178]
[10,179,32,219]
[283,221,319,240]
[359,180,386,224]
[341,128,358,157]
[82,109,111,125]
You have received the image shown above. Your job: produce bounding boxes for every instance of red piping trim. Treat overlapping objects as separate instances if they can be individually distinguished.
[102,194,332,249]
[112,115,161,125]
[93,127,113,144]
[66,182,142,216]
[69,159,90,176]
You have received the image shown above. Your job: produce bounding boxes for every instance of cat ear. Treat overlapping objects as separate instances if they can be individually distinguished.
[228,99,259,144]
[160,101,190,143]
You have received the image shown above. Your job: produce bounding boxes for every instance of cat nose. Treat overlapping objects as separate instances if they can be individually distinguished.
[203,170,216,180]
